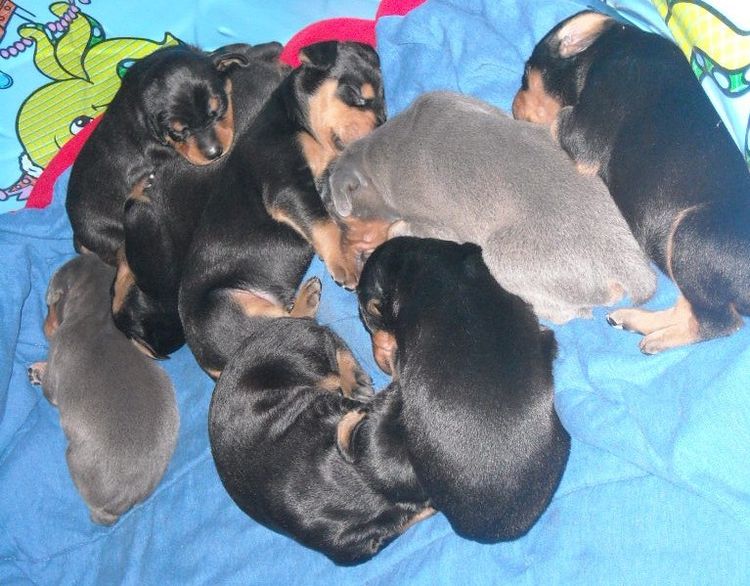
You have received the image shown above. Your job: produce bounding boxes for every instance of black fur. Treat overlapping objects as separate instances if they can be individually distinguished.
[66,42,287,357]
[208,318,430,565]
[356,237,570,541]
[179,41,384,375]
[515,11,750,351]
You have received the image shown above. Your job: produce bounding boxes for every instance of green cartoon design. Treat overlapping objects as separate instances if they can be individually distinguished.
[16,2,180,169]
[0,2,180,204]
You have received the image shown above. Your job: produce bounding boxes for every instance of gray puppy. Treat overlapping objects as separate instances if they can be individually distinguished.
[320,91,656,323]
[28,254,179,525]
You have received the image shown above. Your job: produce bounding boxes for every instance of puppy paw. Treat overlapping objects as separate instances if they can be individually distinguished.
[289,277,322,318]
[327,257,359,291]
[27,361,47,386]
[336,349,374,401]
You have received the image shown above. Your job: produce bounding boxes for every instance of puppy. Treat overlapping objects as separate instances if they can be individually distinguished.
[179,41,384,377]
[67,42,287,357]
[512,11,750,353]
[320,91,656,324]
[263,40,385,289]
[353,236,570,541]
[209,317,432,565]
[27,254,179,525]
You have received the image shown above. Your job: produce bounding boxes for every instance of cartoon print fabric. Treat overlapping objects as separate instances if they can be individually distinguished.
[0,0,379,213]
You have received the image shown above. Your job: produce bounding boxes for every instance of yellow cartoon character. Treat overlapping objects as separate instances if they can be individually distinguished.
[16,2,180,170]
[652,0,750,162]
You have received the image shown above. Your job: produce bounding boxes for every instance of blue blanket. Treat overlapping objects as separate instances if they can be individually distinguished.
[3,0,750,584]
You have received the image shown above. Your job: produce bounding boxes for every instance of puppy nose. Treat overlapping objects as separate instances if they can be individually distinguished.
[205,143,223,160]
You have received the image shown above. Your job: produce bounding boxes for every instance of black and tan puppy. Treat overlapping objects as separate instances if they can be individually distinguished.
[355,237,570,542]
[67,42,287,357]
[179,41,384,377]
[209,317,432,565]
[513,11,750,353]
[27,254,178,525]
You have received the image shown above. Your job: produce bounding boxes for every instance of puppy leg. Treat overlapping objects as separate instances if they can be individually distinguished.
[27,361,47,387]
[318,348,373,400]
[609,296,740,354]
[288,276,322,318]
[556,105,608,177]
[334,348,373,400]
[607,297,690,335]
[269,207,359,290]
[400,506,437,532]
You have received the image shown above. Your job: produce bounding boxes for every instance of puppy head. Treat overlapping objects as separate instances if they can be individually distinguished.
[135,44,279,164]
[358,236,485,330]
[512,11,614,124]
[44,255,115,339]
[295,41,386,177]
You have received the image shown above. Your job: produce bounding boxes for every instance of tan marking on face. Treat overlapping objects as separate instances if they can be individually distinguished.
[371,329,397,375]
[341,216,393,254]
[511,69,562,126]
[43,302,60,338]
[166,136,210,165]
[336,409,367,453]
[288,277,321,318]
[299,78,378,178]
[166,79,234,165]
[112,253,136,315]
[665,205,703,282]
[361,82,375,100]
[213,78,235,154]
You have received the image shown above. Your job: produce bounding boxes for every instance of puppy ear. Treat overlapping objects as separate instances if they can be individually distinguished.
[555,11,613,58]
[210,45,251,72]
[298,41,339,69]
[366,298,382,318]
[331,172,358,217]
[336,409,367,463]
[247,41,284,63]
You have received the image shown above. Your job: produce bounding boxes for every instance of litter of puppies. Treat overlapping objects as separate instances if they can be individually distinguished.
[27,8,750,565]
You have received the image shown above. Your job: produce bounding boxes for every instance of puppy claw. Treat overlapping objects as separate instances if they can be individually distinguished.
[606,314,624,330]
[289,277,322,318]
[27,362,46,386]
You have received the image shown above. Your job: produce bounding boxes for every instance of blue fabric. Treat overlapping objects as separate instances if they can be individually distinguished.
[2,0,750,584]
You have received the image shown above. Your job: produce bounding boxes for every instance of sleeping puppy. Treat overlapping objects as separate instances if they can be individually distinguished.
[179,41,384,377]
[353,236,570,541]
[27,254,179,525]
[512,11,750,353]
[320,91,656,324]
[262,40,385,289]
[68,42,287,357]
[209,317,432,565]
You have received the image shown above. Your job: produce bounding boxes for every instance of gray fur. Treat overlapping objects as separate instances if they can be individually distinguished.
[29,254,179,525]
[323,91,656,323]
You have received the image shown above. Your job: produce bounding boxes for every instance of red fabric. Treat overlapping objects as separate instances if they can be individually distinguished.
[26,0,426,209]
[25,114,102,209]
